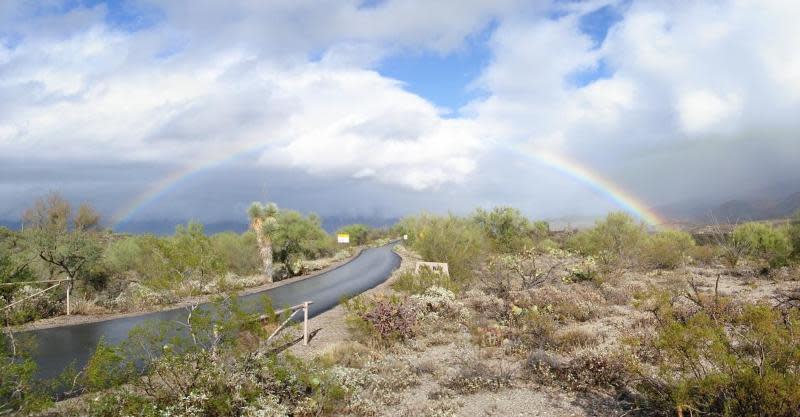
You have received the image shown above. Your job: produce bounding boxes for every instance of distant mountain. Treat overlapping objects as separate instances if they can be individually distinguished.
[321,216,399,233]
[658,191,800,223]
[104,216,399,235]
[0,220,21,231]
[1,215,400,235]
[773,192,800,218]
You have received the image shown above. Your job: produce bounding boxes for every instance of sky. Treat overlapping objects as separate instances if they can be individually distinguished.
[1,0,799,230]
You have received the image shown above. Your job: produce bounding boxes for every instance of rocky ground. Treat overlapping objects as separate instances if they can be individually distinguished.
[282,245,799,416]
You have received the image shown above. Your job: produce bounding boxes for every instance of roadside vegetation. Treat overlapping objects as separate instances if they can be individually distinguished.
[0,193,389,326]
[3,203,800,416]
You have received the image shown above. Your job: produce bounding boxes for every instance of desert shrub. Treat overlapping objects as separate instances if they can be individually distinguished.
[0,229,35,301]
[443,355,514,394]
[102,236,144,274]
[689,244,719,266]
[272,210,334,263]
[210,231,261,275]
[787,210,800,261]
[410,286,467,321]
[337,224,371,246]
[0,333,51,414]
[82,351,351,417]
[399,213,487,282]
[392,269,457,295]
[523,284,606,322]
[731,222,793,268]
[318,341,374,369]
[106,223,227,290]
[360,299,417,343]
[526,348,631,393]
[641,230,696,269]
[1,285,63,324]
[345,295,417,346]
[482,248,557,297]
[82,338,132,391]
[472,206,538,253]
[464,289,506,322]
[564,256,599,283]
[566,212,647,267]
[636,305,800,417]
[553,328,600,352]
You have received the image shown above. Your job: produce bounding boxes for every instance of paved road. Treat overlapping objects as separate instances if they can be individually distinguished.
[18,242,401,380]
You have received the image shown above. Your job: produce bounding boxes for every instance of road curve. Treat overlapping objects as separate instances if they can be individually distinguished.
[20,242,401,380]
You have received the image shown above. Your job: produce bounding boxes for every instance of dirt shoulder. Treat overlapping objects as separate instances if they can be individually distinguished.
[13,246,370,332]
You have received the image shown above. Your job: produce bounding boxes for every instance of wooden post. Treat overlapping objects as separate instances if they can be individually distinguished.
[66,281,71,316]
[303,301,309,346]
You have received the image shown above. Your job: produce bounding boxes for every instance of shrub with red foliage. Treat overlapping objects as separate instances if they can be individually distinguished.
[361,300,417,341]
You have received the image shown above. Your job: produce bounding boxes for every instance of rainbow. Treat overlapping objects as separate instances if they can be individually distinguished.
[111,143,270,229]
[515,145,667,228]
[112,139,667,230]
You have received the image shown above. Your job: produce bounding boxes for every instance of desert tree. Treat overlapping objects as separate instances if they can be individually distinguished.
[21,193,103,314]
[247,202,279,281]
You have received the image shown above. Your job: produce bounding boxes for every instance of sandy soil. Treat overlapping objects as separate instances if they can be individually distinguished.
[13,246,369,332]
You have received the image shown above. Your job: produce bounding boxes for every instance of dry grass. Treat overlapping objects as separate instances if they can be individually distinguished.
[553,328,600,352]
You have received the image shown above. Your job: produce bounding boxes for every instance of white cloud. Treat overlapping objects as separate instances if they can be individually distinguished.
[2,0,800,222]
[676,90,741,135]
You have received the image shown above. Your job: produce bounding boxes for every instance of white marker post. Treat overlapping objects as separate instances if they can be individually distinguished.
[303,301,309,346]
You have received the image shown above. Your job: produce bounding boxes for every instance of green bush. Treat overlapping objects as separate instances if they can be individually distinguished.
[83,338,132,391]
[788,210,800,261]
[0,228,35,301]
[0,333,50,414]
[391,269,458,295]
[399,213,487,282]
[210,231,260,276]
[731,222,793,268]
[105,223,226,289]
[567,212,647,267]
[472,206,539,253]
[638,305,800,416]
[641,230,696,269]
[272,210,334,264]
[102,236,145,275]
[336,224,370,246]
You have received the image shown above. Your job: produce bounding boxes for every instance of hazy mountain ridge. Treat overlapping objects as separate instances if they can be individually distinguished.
[659,191,800,223]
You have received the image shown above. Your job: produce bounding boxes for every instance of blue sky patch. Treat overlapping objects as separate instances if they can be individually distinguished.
[42,0,162,32]
[376,21,495,113]
[578,4,624,47]
[567,57,614,87]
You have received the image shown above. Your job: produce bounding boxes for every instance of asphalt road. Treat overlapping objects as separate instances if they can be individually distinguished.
[17,242,401,380]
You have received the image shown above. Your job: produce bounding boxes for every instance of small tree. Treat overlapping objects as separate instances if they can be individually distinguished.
[271,210,333,272]
[337,224,370,246]
[21,193,103,314]
[641,230,696,269]
[247,202,279,281]
[400,213,487,282]
[567,212,647,267]
[731,222,792,268]
[0,228,34,301]
[472,206,535,253]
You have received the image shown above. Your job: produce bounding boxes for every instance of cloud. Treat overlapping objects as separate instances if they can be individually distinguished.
[1,0,800,225]
[466,0,800,204]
